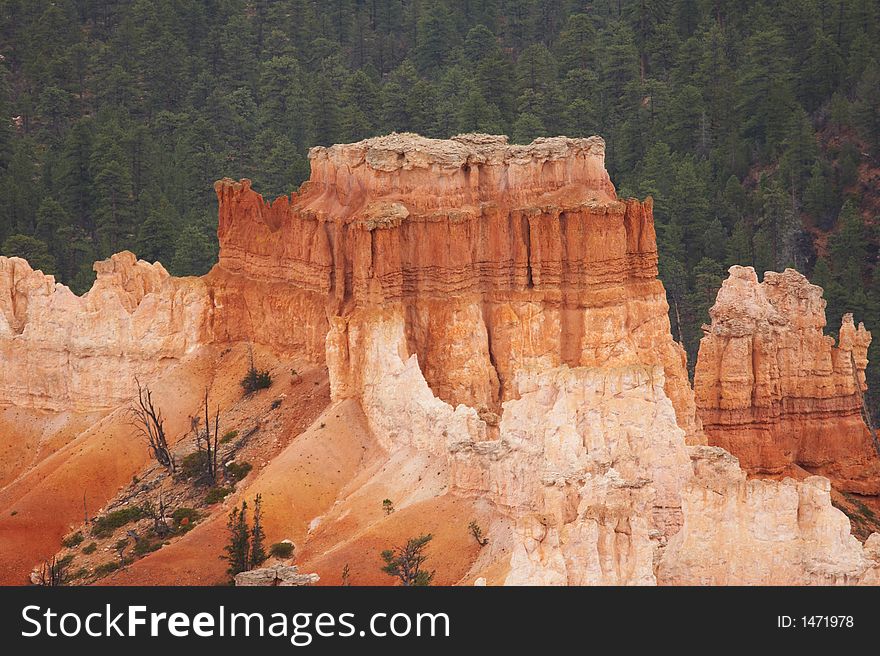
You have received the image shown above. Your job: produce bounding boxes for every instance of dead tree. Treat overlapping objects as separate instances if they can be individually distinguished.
[130,379,175,473]
[195,389,221,483]
[37,557,69,586]
[144,494,170,537]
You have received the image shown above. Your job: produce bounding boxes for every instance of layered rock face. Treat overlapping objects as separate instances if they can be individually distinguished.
[694,266,880,495]
[215,133,701,441]
[0,252,209,411]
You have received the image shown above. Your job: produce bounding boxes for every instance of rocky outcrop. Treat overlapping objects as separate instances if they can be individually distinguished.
[694,266,880,495]
[659,447,880,585]
[234,565,319,586]
[0,252,210,411]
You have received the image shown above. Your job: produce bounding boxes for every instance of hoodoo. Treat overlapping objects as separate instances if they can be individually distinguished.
[1,134,878,586]
[694,266,880,495]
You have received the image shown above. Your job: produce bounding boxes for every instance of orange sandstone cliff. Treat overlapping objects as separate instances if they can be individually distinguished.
[694,266,880,495]
[1,134,878,586]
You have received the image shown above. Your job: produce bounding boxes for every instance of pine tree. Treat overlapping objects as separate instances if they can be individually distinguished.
[1,234,56,274]
[136,198,177,266]
[224,501,250,580]
[381,534,435,586]
[171,223,214,277]
[250,494,267,569]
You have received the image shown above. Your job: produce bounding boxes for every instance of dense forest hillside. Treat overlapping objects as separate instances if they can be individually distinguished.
[0,0,879,397]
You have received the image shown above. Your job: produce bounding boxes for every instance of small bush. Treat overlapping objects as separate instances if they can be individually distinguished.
[82,542,97,554]
[10,510,17,516]
[241,367,272,395]
[61,531,84,548]
[133,539,162,556]
[382,499,395,515]
[91,506,147,538]
[72,567,90,579]
[220,430,238,444]
[94,561,120,577]
[226,461,252,482]
[271,399,282,410]
[269,542,294,559]
[172,507,200,527]
[205,487,233,505]
[180,450,212,480]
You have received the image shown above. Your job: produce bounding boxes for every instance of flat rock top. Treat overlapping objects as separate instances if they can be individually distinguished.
[309,132,607,172]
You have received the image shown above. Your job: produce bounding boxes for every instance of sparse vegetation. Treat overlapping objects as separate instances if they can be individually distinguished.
[36,555,73,586]
[469,520,489,547]
[382,499,395,515]
[241,345,272,396]
[133,539,162,557]
[224,500,251,580]
[191,390,222,484]
[220,430,238,445]
[143,495,171,537]
[91,506,147,538]
[82,542,97,555]
[269,541,294,559]
[130,379,175,473]
[205,486,233,505]
[250,494,267,569]
[241,367,272,395]
[94,561,120,577]
[180,450,211,480]
[381,534,435,586]
[61,531,84,548]
[172,507,201,531]
[226,461,252,482]
[271,398,282,410]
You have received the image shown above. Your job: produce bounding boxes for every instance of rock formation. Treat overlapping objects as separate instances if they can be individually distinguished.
[694,266,880,495]
[659,447,880,585]
[0,252,209,411]
[215,133,701,443]
[234,565,319,586]
[2,133,879,586]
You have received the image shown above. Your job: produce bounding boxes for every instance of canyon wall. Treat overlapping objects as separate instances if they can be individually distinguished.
[2,133,879,585]
[694,266,880,495]
[0,252,210,411]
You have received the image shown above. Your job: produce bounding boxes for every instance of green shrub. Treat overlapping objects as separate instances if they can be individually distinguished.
[91,506,147,538]
[61,531,84,548]
[72,567,90,579]
[241,367,272,395]
[205,487,233,505]
[226,461,252,482]
[220,430,238,444]
[94,561,120,577]
[180,450,212,480]
[82,542,97,554]
[269,541,294,559]
[133,539,162,556]
[172,507,200,527]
